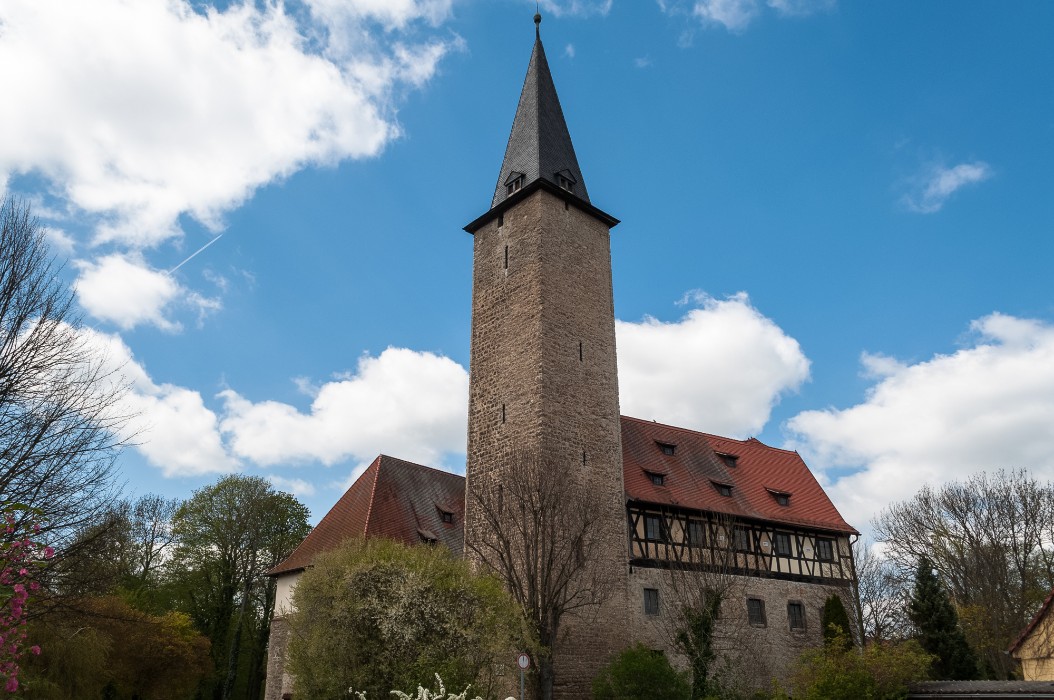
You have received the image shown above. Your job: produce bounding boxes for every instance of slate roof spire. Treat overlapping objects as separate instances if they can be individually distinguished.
[490,13,591,208]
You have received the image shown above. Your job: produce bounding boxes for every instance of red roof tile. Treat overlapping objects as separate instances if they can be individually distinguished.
[621,416,857,534]
[268,455,466,576]
[270,417,856,575]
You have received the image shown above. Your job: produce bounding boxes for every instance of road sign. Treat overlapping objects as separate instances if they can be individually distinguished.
[516,653,530,670]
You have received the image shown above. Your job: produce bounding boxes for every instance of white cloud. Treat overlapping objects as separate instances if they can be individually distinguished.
[82,328,237,477]
[219,347,469,468]
[616,292,810,437]
[564,43,576,59]
[903,161,992,214]
[267,475,318,498]
[693,0,759,32]
[787,312,1054,533]
[539,0,614,17]
[659,0,832,32]
[635,56,653,68]
[0,0,455,248]
[766,0,835,16]
[74,254,219,331]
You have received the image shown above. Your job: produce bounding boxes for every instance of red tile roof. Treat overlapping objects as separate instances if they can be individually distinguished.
[1009,587,1054,655]
[621,416,857,535]
[268,455,465,576]
[270,417,856,576]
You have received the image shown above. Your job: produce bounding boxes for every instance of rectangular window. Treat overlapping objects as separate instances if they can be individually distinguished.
[644,588,660,616]
[687,520,706,547]
[644,514,665,542]
[734,527,752,552]
[787,602,806,631]
[747,598,766,627]
[647,472,665,486]
[816,538,835,562]
[774,532,792,556]
[440,511,453,524]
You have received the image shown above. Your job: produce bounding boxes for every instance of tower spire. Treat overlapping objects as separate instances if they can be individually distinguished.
[489,14,590,208]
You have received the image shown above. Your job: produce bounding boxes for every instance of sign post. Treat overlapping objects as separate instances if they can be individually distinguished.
[516,652,530,700]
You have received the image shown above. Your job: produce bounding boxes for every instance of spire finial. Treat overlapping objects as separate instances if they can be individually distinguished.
[534,6,541,39]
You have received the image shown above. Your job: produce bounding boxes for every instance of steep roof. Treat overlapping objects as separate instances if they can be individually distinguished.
[621,416,857,534]
[268,455,465,576]
[1009,587,1054,656]
[490,16,589,209]
[270,417,856,577]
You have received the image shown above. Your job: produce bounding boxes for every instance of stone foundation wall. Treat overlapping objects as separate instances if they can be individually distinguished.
[263,615,294,700]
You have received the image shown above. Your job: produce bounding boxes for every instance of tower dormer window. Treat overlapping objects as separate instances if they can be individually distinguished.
[505,172,525,196]
[555,169,577,193]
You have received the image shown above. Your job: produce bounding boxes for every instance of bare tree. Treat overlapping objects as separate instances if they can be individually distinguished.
[0,198,128,552]
[465,451,615,700]
[656,514,773,698]
[874,469,1054,677]
[851,539,909,643]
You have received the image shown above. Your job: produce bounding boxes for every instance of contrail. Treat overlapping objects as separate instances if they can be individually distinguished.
[168,233,224,274]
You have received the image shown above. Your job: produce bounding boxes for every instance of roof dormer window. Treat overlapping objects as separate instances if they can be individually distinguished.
[555,169,577,193]
[646,471,666,487]
[656,441,676,456]
[766,488,791,507]
[712,481,733,497]
[717,453,738,469]
[505,171,525,196]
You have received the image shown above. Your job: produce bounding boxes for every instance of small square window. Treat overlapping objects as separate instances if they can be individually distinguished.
[774,532,792,556]
[441,511,454,524]
[747,598,766,627]
[657,442,676,456]
[647,472,665,486]
[644,514,665,542]
[787,602,806,631]
[644,588,660,616]
[713,481,732,497]
[718,453,738,468]
[776,494,790,507]
[816,538,835,561]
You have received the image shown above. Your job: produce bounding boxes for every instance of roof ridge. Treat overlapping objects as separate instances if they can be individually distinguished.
[377,453,465,481]
[619,415,801,456]
[363,456,383,535]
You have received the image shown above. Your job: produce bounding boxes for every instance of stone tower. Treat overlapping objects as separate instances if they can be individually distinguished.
[463,14,628,697]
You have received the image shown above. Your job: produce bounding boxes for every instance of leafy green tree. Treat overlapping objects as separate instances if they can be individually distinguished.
[779,633,933,700]
[170,475,310,700]
[907,555,979,680]
[591,644,690,700]
[822,594,855,650]
[287,537,519,700]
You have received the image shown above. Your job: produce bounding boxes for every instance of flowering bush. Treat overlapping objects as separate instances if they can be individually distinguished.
[344,673,513,700]
[0,505,51,693]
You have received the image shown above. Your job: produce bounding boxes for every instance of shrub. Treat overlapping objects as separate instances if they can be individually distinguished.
[287,538,519,700]
[778,633,933,700]
[592,643,690,700]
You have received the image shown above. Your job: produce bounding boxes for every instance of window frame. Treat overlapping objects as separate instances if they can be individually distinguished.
[815,537,835,562]
[773,532,792,556]
[644,514,666,542]
[747,597,767,627]
[646,471,666,487]
[787,601,806,631]
[644,588,660,616]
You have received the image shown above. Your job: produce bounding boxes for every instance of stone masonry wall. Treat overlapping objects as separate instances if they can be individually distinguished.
[627,565,854,693]
[464,188,629,698]
[263,615,293,700]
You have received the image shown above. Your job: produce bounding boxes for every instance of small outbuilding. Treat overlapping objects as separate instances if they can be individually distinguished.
[1010,589,1054,681]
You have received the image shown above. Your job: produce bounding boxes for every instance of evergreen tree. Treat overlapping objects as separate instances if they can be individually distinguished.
[907,555,979,680]
[822,594,855,650]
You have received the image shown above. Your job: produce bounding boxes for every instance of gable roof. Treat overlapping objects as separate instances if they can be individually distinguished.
[490,21,590,209]
[621,416,857,534]
[1009,587,1054,656]
[270,418,856,576]
[268,455,465,576]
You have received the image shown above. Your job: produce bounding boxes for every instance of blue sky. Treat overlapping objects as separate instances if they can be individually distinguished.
[2,0,1052,535]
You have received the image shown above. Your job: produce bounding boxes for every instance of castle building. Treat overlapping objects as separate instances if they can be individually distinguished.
[265,15,857,700]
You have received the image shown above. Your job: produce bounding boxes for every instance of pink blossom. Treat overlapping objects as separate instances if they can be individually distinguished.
[29,646,39,656]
